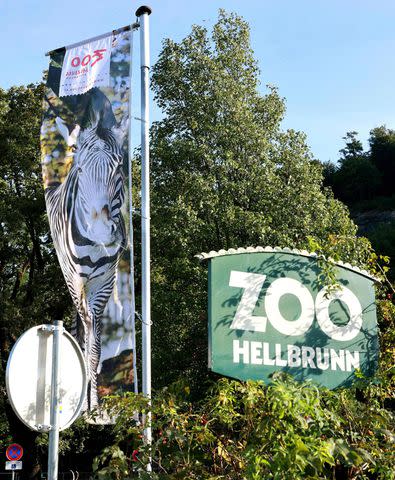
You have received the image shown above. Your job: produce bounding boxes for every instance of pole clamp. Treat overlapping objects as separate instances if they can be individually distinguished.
[40,325,64,333]
[35,424,52,432]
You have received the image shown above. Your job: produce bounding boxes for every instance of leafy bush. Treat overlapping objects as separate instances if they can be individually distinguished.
[93,373,395,479]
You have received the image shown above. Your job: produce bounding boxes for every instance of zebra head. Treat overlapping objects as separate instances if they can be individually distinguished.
[56,115,127,247]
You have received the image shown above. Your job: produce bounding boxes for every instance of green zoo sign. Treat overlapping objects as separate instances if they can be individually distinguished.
[205,248,378,389]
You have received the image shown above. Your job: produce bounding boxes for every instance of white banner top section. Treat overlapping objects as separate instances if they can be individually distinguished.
[59,35,112,97]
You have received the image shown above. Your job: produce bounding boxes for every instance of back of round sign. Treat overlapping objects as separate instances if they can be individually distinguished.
[6,325,87,432]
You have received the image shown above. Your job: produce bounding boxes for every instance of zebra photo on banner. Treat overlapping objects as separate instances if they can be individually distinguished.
[41,27,136,413]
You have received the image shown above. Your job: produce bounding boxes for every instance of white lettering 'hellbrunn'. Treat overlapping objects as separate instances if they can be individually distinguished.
[232,340,360,372]
[229,270,363,341]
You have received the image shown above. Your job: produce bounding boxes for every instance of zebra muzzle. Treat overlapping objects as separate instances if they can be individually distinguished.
[88,205,118,245]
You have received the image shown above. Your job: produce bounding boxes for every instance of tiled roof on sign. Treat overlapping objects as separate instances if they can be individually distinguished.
[195,246,379,282]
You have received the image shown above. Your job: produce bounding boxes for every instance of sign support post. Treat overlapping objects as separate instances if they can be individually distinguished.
[48,320,63,480]
[136,4,152,472]
[6,323,86,479]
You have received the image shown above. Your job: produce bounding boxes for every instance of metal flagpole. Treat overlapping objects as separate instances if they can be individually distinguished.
[136,4,152,472]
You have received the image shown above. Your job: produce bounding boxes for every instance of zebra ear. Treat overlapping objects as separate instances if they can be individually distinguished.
[55,117,81,147]
[111,116,129,144]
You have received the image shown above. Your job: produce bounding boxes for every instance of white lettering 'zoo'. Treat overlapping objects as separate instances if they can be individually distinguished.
[228,270,363,341]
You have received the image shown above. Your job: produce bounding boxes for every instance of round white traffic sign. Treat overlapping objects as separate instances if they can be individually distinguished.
[6,325,87,432]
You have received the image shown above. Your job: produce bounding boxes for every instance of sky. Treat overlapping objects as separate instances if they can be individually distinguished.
[1,0,395,163]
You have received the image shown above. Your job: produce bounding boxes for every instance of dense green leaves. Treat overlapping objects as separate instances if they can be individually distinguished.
[95,376,395,479]
[323,129,395,281]
[369,126,395,197]
[149,10,374,390]
[324,129,395,209]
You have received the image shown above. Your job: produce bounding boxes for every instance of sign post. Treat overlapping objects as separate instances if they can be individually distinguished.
[6,322,87,480]
[5,461,22,480]
[5,444,23,479]
[47,320,62,480]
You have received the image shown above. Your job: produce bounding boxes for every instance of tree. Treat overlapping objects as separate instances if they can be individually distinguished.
[338,131,364,163]
[325,129,395,208]
[325,132,381,205]
[322,130,395,279]
[369,125,395,197]
[0,84,75,478]
[148,10,373,390]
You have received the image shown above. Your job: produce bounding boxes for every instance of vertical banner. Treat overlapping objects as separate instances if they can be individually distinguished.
[41,27,136,415]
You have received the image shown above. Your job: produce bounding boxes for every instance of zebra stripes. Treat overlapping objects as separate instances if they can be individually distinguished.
[45,118,127,409]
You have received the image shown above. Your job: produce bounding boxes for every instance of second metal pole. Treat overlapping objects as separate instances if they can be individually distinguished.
[48,320,62,480]
[128,21,139,397]
[136,4,152,472]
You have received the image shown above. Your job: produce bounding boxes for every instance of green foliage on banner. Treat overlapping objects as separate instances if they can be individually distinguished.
[0,84,73,333]
[93,375,395,479]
